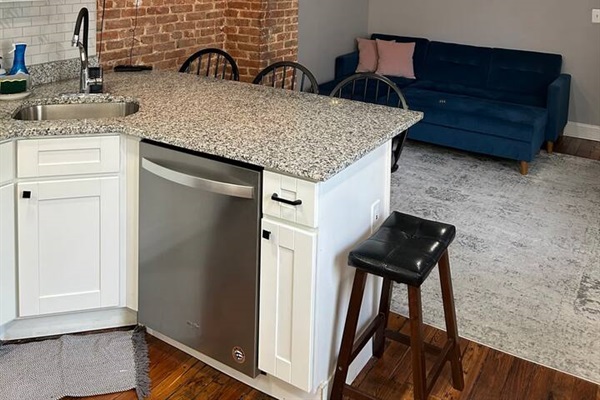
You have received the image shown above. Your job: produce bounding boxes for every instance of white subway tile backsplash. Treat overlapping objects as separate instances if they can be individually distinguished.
[22,25,40,37]
[0,0,95,70]
[12,17,33,28]
[30,53,49,65]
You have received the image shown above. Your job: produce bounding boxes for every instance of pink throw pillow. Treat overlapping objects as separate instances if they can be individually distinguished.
[356,38,378,73]
[375,40,416,79]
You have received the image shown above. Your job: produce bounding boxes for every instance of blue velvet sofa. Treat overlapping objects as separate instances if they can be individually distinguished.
[319,34,572,174]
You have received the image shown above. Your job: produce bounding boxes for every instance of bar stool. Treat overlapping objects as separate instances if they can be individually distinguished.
[331,211,465,400]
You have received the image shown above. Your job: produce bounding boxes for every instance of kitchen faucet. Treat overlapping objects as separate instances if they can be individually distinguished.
[72,7,102,93]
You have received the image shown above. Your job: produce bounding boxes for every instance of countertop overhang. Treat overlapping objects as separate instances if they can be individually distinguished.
[0,71,423,181]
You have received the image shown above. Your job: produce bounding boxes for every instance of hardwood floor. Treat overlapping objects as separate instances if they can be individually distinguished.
[71,313,599,400]
[71,137,600,400]
[554,136,600,160]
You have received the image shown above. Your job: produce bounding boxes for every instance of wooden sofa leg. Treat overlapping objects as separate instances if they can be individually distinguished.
[519,161,529,175]
[547,141,554,153]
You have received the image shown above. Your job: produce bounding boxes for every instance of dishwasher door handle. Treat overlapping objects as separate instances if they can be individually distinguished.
[141,158,255,199]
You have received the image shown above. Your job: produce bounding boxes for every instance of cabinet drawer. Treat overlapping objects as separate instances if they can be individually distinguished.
[263,171,318,228]
[18,136,120,178]
[0,141,15,185]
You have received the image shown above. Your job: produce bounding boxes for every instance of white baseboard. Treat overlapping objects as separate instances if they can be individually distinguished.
[564,121,600,142]
[0,307,137,341]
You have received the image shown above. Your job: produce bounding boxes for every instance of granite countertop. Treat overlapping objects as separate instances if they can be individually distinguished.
[0,71,422,181]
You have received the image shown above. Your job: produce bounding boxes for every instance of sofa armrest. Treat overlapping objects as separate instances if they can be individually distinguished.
[335,52,359,80]
[546,74,571,142]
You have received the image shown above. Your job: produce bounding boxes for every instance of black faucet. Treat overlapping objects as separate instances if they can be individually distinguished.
[72,7,102,93]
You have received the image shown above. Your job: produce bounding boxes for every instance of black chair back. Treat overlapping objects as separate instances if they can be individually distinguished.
[330,73,410,172]
[179,48,240,81]
[252,61,319,94]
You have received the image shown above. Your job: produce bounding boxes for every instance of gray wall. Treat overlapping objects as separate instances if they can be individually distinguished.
[298,0,369,83]
[368,0,600,126]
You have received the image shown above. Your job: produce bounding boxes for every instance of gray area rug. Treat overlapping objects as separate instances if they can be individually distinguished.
[0,327,150,400]
[390,141,600,384]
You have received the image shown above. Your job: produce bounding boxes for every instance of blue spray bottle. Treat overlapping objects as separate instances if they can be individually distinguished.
[9,43,30,75]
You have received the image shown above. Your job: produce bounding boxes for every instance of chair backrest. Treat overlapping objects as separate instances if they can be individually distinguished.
[330,73,409,172]
[330,72,408,108]
[179,48,240,81]
[252,61,319,94]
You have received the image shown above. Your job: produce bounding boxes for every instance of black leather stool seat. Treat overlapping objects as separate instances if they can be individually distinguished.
[349,211,456,286]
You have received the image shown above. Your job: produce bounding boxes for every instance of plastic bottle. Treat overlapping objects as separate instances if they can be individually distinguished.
[9,43,30,75]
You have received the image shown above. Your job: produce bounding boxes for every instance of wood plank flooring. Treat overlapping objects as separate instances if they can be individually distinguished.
[70,313,599,400]
[71,137,600,400]
[554,136,600,160]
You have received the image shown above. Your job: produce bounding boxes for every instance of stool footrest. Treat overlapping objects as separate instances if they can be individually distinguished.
[384,329,443,355]
[350,313,386,362]
[426,338,456,394]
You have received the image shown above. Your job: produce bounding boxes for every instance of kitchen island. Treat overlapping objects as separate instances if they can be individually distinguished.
[0,71,422,399]
[0,71,420,181]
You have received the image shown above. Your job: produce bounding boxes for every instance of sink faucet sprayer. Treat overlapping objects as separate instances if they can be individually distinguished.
[72,7,103,93]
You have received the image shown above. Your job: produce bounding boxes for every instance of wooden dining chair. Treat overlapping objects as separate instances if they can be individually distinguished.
[179,48,240,81]
[252,61,319,94]
[330,73,410,172]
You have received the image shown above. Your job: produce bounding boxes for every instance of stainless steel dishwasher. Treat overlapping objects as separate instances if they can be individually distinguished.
[138,140,261,377]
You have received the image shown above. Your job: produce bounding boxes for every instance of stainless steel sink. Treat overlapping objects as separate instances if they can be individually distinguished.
[13,101,139,121]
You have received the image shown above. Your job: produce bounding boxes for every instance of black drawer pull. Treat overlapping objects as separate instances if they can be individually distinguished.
[22,191,31,199]
[262,230,271,240]
[271,193,302,206]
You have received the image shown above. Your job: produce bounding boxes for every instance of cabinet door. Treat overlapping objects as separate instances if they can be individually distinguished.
[259,219,317,392]
[18,177,120,317]
[0,184,16,326]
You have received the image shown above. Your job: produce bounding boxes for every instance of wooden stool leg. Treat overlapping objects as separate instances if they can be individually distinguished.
[373,277,392,358]
[331,270,368,400]
[438,250,465,390]
[408,285,427,400]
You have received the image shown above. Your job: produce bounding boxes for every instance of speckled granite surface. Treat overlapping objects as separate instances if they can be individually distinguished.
[0,71,422,181]
[27,57,98,87]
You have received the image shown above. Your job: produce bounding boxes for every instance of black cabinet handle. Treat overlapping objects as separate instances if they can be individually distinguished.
[262,230,271,240]
[271,193,302,206]
[22,191,31,199]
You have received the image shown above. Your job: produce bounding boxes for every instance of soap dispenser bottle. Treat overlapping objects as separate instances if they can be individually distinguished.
[9,43,30,75]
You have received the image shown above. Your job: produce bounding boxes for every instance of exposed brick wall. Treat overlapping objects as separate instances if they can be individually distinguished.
[97,0,298,82]
[262,0,298,67]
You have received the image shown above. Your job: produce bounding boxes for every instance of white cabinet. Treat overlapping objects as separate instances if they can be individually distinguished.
[258,143,391,396]
[0,184,16,326]
[259,218,317,392]
[263,171,319,228]
[0,141,16,327]
[18,177,120,316]
[17,136,120,179]
[14,136,122,318]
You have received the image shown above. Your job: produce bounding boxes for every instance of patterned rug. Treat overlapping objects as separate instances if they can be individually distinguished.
[0,328,150,400]
[390,141,600,384]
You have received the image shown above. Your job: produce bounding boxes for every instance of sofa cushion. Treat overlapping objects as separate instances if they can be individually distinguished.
[375,40,416,78]
[487,48,562,96]
[370,34,429,79]
[411,80,546,107]
[401,88,547,142]
[356,38,379,73]
[421,42,492,89]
